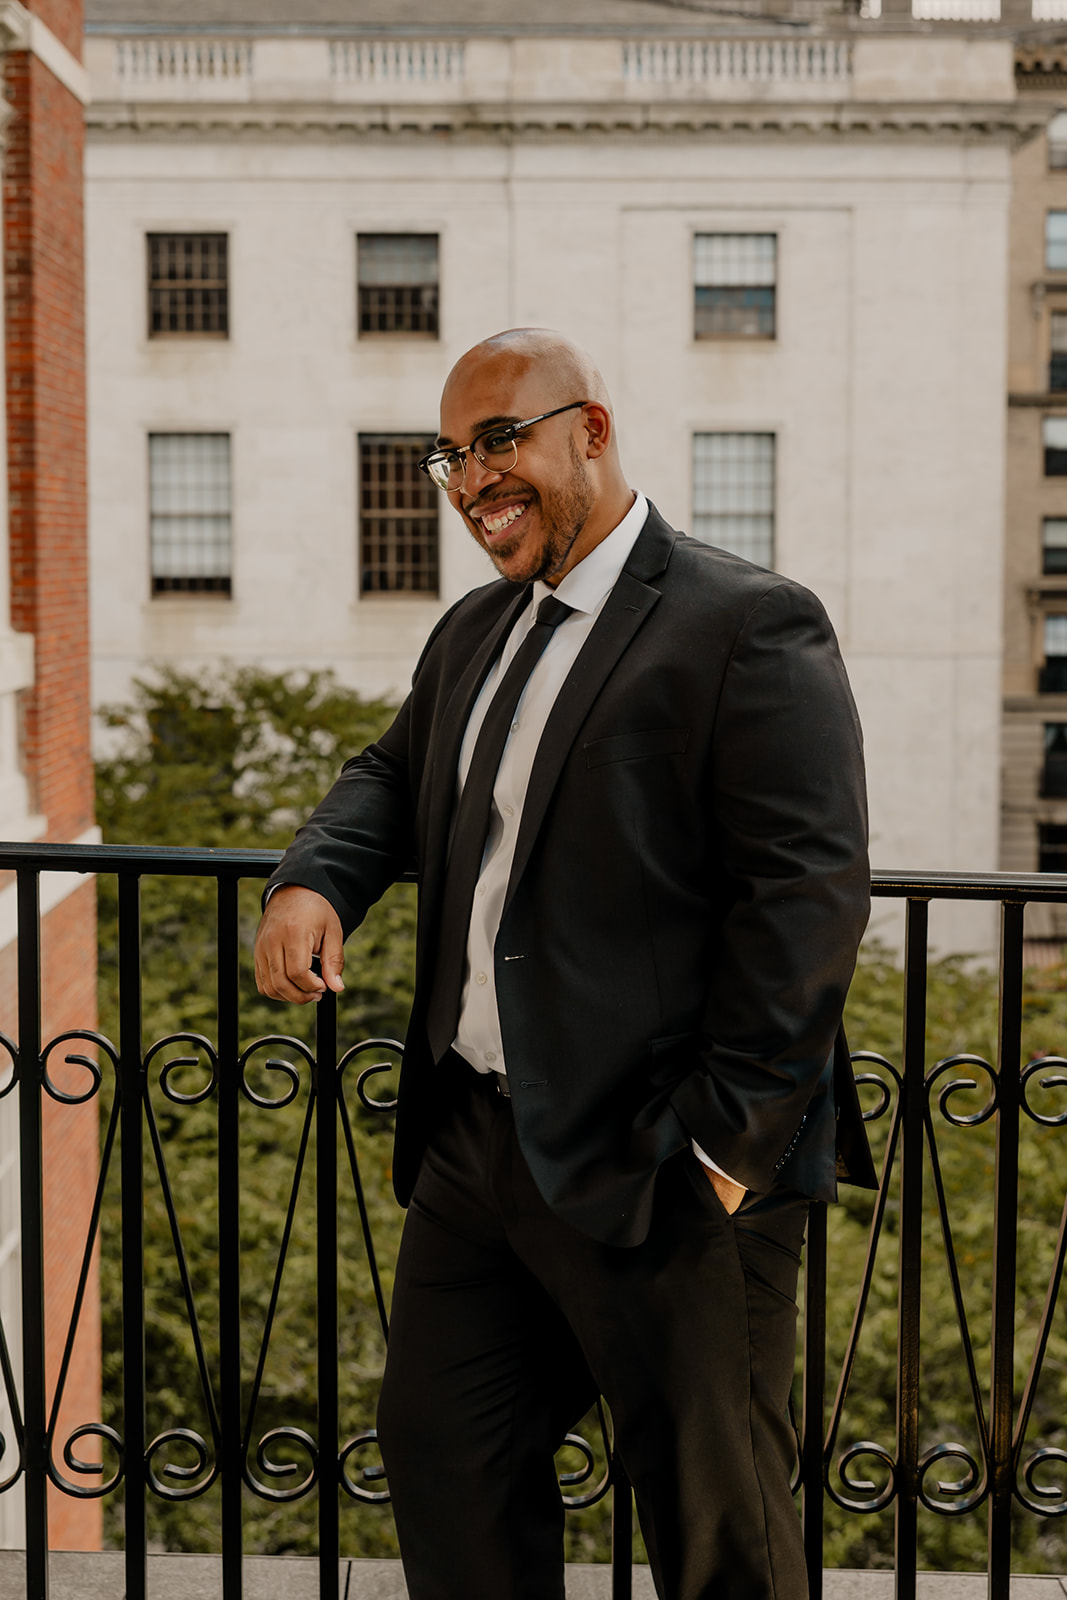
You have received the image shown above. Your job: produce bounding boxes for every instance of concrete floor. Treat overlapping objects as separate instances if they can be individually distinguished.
[0,1553,1065,1599]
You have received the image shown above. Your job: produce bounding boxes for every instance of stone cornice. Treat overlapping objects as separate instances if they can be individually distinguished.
[86,96,1048,138]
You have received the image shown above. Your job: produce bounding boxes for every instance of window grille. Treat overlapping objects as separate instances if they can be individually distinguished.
[692,433,775,568]
[1044,416,1067,475]
[1051,314,1067,393]
[147,234,229,337]
[1048,213,1067,273]
[1050,112,1067,169]
[1043,723,1067,797]
[1041,614,1067,692]
[694,234,776,339]
[1039,821,1067,871]
[149,434,232,595]
[1043,518,1067,575]
[359,435,439,595]
[358,235,439,336]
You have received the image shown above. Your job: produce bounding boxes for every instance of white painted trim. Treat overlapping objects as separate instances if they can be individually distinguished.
[0,631,33,700]
[0,825,103,953]
[0,1,90,106]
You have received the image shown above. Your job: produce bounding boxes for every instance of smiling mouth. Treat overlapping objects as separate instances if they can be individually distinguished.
[472,499,531,541]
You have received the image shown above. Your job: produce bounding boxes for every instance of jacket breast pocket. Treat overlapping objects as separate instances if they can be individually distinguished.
[584,727,689,770]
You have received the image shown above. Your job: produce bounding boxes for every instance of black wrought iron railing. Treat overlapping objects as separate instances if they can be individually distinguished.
[0,844,1065,1600]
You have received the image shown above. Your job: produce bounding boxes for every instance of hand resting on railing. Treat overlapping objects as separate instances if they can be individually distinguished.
[254,884,346,1004]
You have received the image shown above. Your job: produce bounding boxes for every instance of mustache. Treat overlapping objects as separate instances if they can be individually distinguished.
[462,486,535,519]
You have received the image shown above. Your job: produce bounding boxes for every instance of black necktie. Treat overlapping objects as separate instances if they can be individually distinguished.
[426,594,573,1062]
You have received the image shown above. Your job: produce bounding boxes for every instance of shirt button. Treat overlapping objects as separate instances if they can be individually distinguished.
[485,1051,497,1064]
[502,804,514,818]
[477,884,487,897]
[510,721,520,732]
[475,971,488,986]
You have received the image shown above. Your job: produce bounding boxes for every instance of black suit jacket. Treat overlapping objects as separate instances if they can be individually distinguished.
[269,505,876,1245]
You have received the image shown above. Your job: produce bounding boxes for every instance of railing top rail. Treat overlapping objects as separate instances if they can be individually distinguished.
[869,867,1067,902]
[0,840,424,882]
[1,843,1067,902]
[0,840,284,876]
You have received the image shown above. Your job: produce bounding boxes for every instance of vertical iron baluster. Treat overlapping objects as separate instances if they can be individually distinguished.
[217,877,243,1597]
[895,897,927,1600]
[988,900,1023,1600]
[802,1199,828,1600]
[17,869,47,1600]
[610,1459,633,1600]
[118,874,147,1600]
[316,989,339,1600]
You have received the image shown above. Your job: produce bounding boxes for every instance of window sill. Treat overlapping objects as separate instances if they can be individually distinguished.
[357,331,439,343]
[693,334,776,345]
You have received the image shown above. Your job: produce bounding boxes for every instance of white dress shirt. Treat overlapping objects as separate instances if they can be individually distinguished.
[449,493,734,1184]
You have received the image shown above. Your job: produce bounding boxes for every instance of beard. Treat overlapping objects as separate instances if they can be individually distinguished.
[477,438,596,586]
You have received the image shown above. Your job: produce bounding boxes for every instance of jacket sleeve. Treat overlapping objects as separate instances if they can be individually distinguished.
[669,579,870,1195]
[263,699,415,938]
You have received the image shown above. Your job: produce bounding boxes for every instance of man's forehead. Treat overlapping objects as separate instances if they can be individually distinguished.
[437,358,544,444]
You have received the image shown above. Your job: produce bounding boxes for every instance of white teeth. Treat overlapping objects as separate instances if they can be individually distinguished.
[482,505,525,535]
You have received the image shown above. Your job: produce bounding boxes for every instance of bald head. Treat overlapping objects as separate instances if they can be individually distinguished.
[443,328,614,437]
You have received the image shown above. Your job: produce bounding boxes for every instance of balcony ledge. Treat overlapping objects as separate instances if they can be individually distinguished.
[0,1553,1064,1599]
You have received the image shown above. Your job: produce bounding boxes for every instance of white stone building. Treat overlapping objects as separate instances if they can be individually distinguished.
[83,0,1044,946]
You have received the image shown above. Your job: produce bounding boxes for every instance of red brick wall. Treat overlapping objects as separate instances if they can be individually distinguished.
[4,47,92,844]
[2,0,99,1553]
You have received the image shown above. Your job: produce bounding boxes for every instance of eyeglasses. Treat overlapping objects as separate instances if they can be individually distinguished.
[418,401,587,493]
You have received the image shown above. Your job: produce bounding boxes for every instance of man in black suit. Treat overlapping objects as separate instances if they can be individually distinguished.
[255,329,874,1600]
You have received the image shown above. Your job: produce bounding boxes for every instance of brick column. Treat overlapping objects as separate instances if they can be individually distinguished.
[2,0,100,1554]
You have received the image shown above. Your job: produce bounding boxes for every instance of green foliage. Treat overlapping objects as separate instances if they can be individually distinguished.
[94,669,1067,1574]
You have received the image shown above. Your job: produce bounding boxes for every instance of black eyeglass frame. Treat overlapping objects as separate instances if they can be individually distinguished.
[417,401,588,491]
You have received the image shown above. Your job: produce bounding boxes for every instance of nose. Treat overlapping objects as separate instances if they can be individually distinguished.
[460,450,505,500]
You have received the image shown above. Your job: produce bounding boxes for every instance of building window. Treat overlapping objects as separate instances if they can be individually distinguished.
[1044,416,1067,474]
[1041,614,1067,692]
[358,235,439,337]
[1039,822,1067,872]
[1052,314,1067,393]
[149,434,232,595]
[694,234,776,339]
[1044,724,1067,797]
[1051,113,1067,169]
[1048,213,1067,273]
[693,433,775,568]
[1043,518,1067,574]
[359,434,439,594]
[147,234,228,337]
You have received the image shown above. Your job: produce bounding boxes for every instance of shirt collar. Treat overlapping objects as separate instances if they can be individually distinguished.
[531,492,648,617]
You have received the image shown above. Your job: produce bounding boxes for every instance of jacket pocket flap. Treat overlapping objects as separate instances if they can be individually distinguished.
[584,727,689,769]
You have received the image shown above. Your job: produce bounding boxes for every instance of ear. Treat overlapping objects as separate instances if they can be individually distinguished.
[581,402,612,461]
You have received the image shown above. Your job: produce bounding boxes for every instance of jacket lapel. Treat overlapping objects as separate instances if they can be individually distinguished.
[502,567,661,916]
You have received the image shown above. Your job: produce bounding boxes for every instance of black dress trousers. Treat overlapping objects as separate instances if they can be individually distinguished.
[376,1065,810,1600]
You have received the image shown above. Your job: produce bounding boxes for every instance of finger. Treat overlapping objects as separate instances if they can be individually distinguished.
[258,943,320,1004]
[255,920,325,1004]
[318,921,346,993]
[280,939,327,1001]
